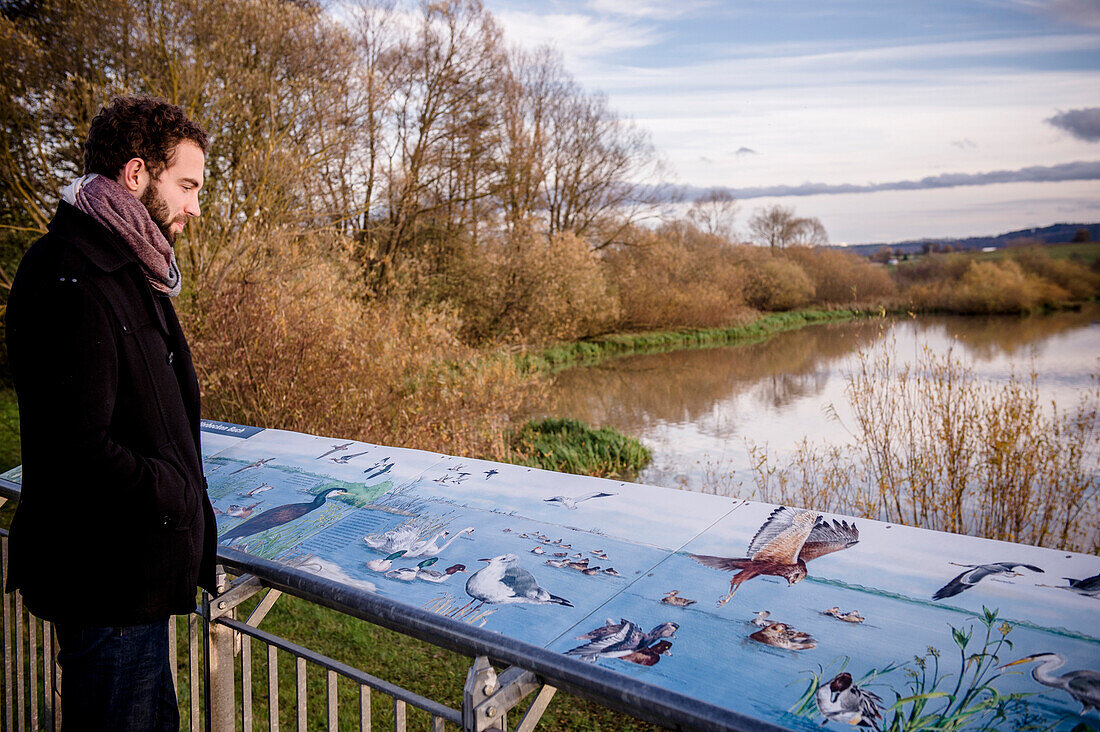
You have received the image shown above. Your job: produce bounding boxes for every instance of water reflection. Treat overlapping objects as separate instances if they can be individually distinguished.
[540,305,1099,490]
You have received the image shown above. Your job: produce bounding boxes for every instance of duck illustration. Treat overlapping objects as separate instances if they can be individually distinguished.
[366,550,407,573]
[218,487,348,545]
[544,491,616,510]
[238,482,274,498]
[581,566,601,576]
[417,563,468,583]
[316,442,353,459]
[462,554,573,611]
[692,507,859,607]
[1000,653,1100,714]
[661,590,696,608]
[824,606,864,623]
[620,640,673,666]
[748,622,816,650]
[750,610,774,627]
[567,619,678,662]
[224,502,262,519]
[385,558,438,582]
[933,561,1044,600]
[1038,572,1100,598]
[530,546,545,555]
[602,567,620,577]
[815,672,883,730]
[229,457,275,475]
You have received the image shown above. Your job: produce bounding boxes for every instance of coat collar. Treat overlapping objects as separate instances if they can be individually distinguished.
[50,201,172,336]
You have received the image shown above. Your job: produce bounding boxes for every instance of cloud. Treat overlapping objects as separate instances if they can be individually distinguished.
[734,147,757,156]
[658,161,1100,201]
[586,0,712,20]
[1046,108,1100,142]
[952,139,978,150]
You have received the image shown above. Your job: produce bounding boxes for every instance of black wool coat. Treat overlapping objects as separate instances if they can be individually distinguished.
[5,201,217,626]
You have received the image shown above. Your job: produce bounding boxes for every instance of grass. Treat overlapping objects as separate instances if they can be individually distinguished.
[520,307,879,373]
[508,417,652,479]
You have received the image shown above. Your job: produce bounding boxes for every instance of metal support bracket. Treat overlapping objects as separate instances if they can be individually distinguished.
[207,574,264,620]
[462,656,557,731]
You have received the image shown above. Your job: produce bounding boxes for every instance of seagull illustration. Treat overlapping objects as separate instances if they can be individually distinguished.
[999,653,1100,715]
[566,619,678,662]
[691,507,859,607]
[462,554,572,613]
[544,491,616,510]
[316,442,353,459]
[218,487,348,545]
[1038,572,1100,598]
[815,672,884,730]
[932,561,1044,600]
[330,451,370,464]
[229,457,275,475]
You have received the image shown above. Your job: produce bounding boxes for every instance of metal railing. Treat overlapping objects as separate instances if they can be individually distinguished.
[0,481,779,732]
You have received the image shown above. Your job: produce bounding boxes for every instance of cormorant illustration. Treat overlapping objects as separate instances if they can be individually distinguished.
[1000,653,1100,714]
[691,507,859,606]
[932,561,1044,600]
[219,487,348,545]
[815,672,884,730]
[229,457,275,475]
[316,442,353,459]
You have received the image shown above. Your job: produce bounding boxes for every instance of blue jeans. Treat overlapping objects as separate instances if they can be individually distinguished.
[54,619,179,731]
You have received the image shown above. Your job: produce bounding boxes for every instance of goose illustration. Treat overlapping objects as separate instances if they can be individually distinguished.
[385,558,438,582]
[691,507,859,606]
[544,491,616,510]
[462,554,572,612]
[366,550,407,573]
[815,672,884,730]
[1000,653,1100,714]
[218,487,348,545]
[932,561,1044,600]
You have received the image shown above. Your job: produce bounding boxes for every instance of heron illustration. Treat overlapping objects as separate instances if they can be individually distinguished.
[691,507,859,606]
[932,561,1044,600]
[219,487,348,545]
[999,653,1100,715]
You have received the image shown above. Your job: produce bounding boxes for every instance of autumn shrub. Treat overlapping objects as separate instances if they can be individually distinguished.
[443,224,619,346]
[734,248,815,311]
[603,224,746,329]
[908,260,1069,313]
[894,252,972,289]
[1010,247,1100,300]
[183,229,543,459]
[782,245,897,304]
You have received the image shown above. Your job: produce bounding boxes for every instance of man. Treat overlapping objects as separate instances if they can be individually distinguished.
[5,95,217,730]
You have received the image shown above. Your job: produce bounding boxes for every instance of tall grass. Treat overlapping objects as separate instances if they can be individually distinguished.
[742,342,1099,552]
[509,417,652,479]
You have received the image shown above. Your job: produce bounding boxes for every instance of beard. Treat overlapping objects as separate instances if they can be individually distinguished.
[139,181,184,245]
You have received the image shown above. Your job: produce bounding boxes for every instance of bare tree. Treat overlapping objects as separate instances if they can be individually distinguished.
[748,204,828,249]
[687,188,738,242]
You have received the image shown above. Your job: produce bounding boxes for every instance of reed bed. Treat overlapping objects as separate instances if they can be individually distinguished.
[739,343,1099,553]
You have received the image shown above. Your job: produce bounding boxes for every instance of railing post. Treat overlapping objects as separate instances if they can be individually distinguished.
[206,577,237,732]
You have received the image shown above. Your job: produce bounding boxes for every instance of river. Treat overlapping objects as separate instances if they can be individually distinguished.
[547,304,1100,492]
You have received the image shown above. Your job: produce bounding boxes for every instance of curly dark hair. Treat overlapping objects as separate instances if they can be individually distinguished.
[83,95,208,179]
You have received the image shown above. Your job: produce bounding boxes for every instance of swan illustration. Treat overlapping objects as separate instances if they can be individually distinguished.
[364,525,475,557]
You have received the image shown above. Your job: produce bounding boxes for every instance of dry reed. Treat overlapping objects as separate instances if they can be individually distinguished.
[740,343,1099,553]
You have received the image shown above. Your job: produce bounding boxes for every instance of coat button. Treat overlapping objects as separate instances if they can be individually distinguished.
[160,513,171,526]
[167,351,174,365]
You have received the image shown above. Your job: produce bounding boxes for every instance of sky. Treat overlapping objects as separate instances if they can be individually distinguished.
[482,0,1100,244]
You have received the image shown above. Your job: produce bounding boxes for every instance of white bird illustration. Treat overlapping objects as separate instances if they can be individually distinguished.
[462,554,572,612]
[1000,653,1100,714]
[815,672,883,730]
[543,491,616,510]
[366,550,407,573]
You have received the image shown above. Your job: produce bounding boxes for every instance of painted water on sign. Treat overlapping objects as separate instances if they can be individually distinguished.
[199,421,1100,730]
[547,306,1100,491]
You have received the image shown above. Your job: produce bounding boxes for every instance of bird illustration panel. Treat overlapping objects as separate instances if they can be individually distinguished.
[190,423,1100,731]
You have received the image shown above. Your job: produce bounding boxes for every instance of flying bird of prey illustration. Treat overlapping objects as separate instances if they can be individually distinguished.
[691,507,859,606]
[229,457,275,475]
[932,561,1044,600]
[544,491,616,510]
[1000,653,1100,715]
[219,487,348,545]
[330,451,370,464]
[460,554,572,614]
[316,442,353,459]
[1038,572,1100,598]
[816,672,884,730]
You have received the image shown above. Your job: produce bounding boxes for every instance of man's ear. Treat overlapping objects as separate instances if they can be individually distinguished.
[119,157,148,194]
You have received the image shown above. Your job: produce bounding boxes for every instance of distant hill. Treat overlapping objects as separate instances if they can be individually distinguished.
[841,222,1100,257]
